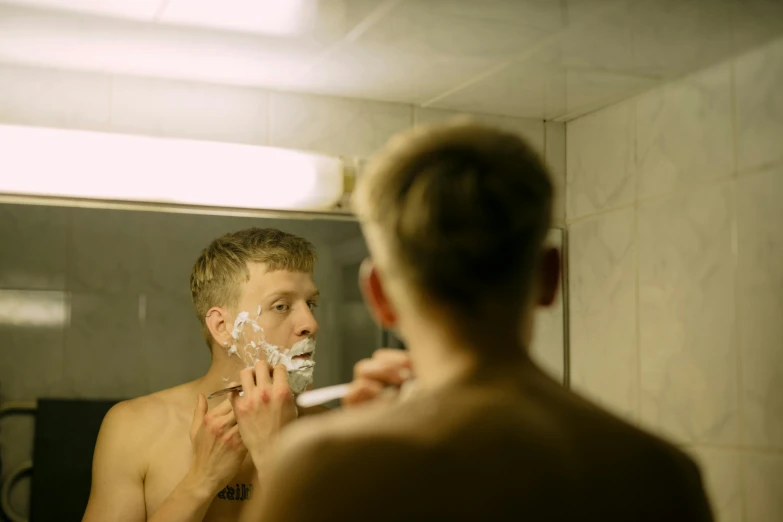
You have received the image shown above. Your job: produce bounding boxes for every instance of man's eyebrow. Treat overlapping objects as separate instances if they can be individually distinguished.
[263,290,320,300]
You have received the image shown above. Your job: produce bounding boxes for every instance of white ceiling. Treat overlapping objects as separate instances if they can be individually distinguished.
[0,0,782,121]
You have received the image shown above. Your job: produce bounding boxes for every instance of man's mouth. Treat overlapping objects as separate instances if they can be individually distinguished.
[293,352,313,360]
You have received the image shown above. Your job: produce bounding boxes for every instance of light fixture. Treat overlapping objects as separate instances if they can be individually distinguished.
[0,290,68,327]
[0,124,345,211]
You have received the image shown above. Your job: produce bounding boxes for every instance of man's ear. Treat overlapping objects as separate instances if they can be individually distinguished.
[205,306,231,348]
[538,247,561,307]
[359,258,397,329]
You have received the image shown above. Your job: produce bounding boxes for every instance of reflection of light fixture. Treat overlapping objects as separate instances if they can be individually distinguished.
[0,290,68,327]
[0,125,344,211]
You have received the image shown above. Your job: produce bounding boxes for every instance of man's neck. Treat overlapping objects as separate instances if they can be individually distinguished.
[402,319,533,391]
[193,350,242,396]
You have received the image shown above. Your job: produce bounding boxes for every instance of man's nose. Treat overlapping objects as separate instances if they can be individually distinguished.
[296,306,319,337]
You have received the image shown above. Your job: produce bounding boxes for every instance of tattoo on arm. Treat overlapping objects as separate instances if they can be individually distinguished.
[216,483,253,501]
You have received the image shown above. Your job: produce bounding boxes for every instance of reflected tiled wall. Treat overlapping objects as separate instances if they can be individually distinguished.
[567,36,783,522]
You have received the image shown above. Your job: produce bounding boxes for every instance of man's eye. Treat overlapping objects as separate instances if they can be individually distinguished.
[308,302,318,311]
[273,304,289,312]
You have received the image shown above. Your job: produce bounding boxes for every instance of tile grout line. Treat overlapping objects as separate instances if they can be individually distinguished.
[680,443,783,456]
[736,157,783,178]
[287,0,403,85]
[635,175,735,205]
[422,0,625,108]
[543,119,549,167]
[565,201,636,227]
[566,171,756,228]
[729,55,749,522]
[632,96,642,426]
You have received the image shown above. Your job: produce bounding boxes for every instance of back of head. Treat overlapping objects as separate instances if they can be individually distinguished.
[353,120,553,326]
[189,227,316,348]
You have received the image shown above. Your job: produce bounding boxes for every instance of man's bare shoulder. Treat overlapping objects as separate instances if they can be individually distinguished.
[282,384,707,485]
[101,382,197,440]
[269,389,713,522]
[262,402,448,522]
[276,396,435,473]
[272,404,422,495]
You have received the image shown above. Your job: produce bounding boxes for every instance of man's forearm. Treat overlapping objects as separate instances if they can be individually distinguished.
[237,474,266,522]
[234,450,273,522]
[147,473,216,522]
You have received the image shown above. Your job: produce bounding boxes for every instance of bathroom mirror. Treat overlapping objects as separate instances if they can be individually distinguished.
[0,202,568,399]
[0,200,568,521]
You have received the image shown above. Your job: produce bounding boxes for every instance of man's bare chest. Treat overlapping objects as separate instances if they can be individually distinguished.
[143,434,258,521]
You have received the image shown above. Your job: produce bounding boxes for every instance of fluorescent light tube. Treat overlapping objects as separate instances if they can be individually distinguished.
[0,124,344,211]
[0,290,68,327]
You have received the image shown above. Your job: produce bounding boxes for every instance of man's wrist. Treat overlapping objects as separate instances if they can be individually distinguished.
[250,448,270,471]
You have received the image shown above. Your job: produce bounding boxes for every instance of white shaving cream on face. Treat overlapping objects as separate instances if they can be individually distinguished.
[228,309,316,394]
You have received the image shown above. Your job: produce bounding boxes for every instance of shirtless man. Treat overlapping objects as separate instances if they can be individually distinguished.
[82,228,340,522]
[233,122,715,521]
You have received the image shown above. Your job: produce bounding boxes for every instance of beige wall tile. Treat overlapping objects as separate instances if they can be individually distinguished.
[568,207,637,419]
[637,183,738,444]
[566,101,635,220]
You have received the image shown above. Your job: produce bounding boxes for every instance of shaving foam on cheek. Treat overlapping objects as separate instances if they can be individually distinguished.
[227,308,316,394]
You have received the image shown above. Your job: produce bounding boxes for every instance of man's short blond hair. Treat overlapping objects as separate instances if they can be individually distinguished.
[353,120,553,321]
[190,227,316,347]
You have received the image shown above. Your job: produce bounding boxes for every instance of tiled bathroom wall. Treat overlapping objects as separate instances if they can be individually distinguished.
[0,64,566,518]
[566,36,783,522]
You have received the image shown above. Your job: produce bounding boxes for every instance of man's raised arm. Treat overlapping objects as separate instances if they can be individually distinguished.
[83,395,246,522]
